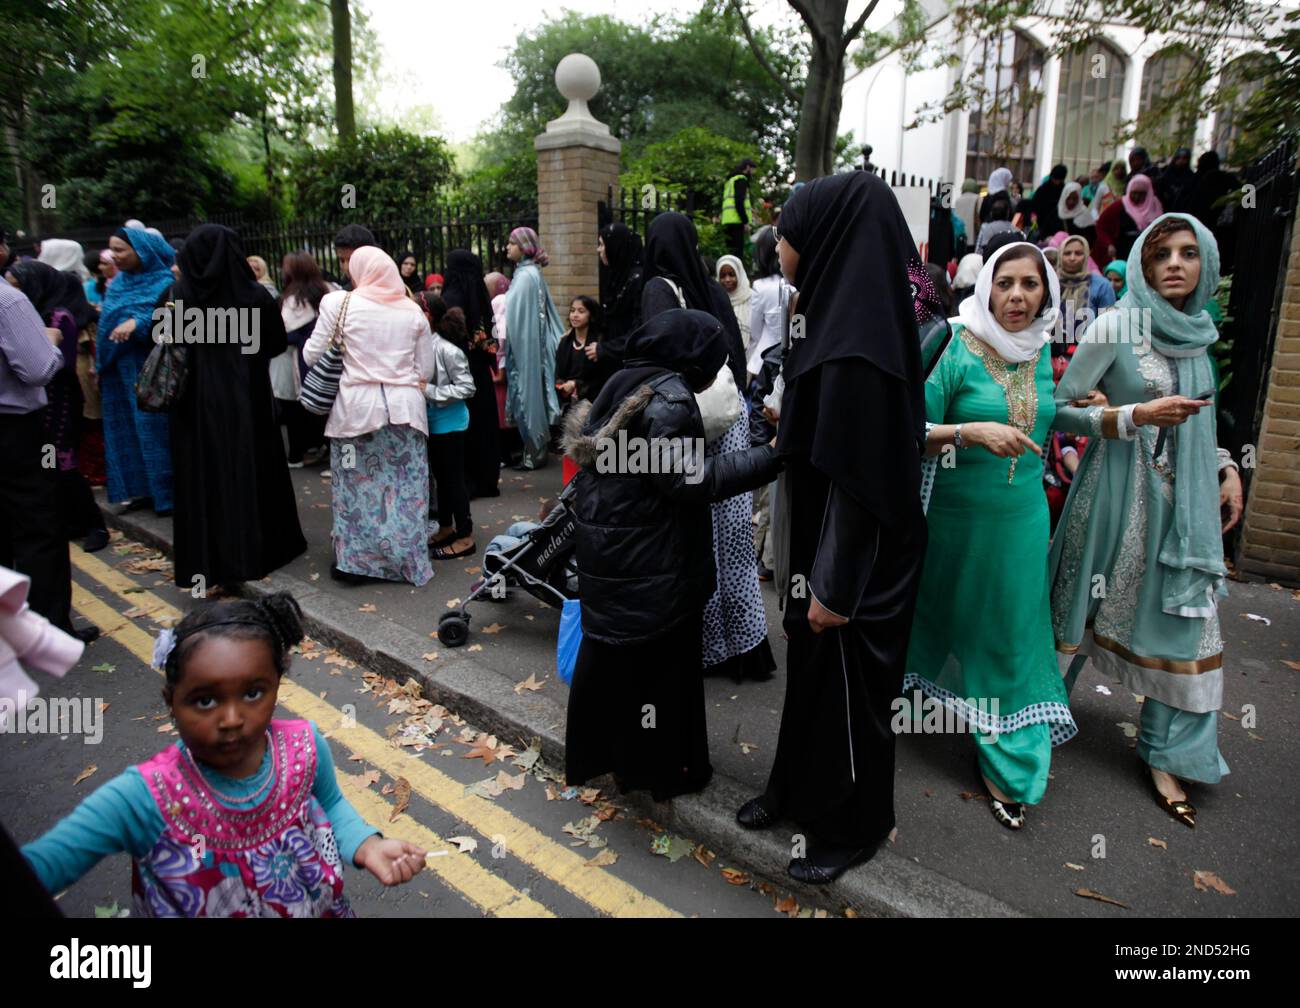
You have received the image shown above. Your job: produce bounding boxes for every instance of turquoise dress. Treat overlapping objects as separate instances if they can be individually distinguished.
[1050,319,1229,784]
[905,326,1076,804]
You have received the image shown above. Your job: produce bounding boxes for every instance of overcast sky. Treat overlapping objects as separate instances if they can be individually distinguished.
[361,0,901,142]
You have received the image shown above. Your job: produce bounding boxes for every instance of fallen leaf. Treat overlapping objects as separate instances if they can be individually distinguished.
[495,770,527,791]
[585,848,618,868]
[309,572,321,581]
[1221,710,1240,721]
[1148,838,1168,850]
[73,765,98,786]
[1248,731,1264,741]
[514,673,546,694]
[98,702,109,713]
[445,598,461,608]
[1192,870,1236,896]
[650,833,693,862]
[348,753,366,762]
[464,777,505,800]
[462,732,514,765]
[1116,721,1139,739]
[447,836,478,854]
[1075,887,1128,908]
[1242,613,1271,626]
[844,908,859,918]
[93,901,128,918]
[545,783,560,801]
[692,844,715,868]
[156,722,173,733]
[467,644,483,653]
[524,614,535,621]
[464,566,482,575]
[389,777,411,821]
[958,791,985,801]
[1282,660,1300,671]
[774,894,799,917]
[739,740,759,754]
[1094,684,1112,695]
[1064,862,1085,871]
[421,652,439,662]
[123,606,156,619]
[720,867,751,886]
[482,623,504,634]
[91,663,116,673]
[358,603,377,613]
[579,787,603,805]
[513,741,542,772]
[595,804,619,822]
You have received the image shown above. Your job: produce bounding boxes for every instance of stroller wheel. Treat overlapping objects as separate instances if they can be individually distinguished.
[439,614,470,648]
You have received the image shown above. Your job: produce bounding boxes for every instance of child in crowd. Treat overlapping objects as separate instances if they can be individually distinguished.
[21,593,426,916]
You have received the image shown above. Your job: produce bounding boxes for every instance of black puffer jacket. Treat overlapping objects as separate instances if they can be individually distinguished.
[563,372,781,644]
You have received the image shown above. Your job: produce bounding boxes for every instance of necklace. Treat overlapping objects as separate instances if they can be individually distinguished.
[184,729,276,807]
[961,330,1041,483]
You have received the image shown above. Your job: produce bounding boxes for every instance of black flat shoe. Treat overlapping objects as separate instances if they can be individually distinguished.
[72,624,100,644]
[736,796,777,829]
[787,840,878,885]
[82,528,110,553]
[329,565,374,585]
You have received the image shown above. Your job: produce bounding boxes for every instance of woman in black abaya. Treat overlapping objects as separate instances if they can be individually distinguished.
[169,224,306,592]
[736,171,929,883]
[441,249,498,498]
[563,310,781,801]
[640,213,775,682]
[597,221,643,361]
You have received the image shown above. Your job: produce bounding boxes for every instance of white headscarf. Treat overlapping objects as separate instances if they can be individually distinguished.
[715,254,752,349]
[37,238,91,281]
[1057,181,1096,228]
[988,167,1013,195]
[954,253,983,289]
[951,242,1059,363]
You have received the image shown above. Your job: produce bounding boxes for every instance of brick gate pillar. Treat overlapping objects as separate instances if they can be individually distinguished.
[534,53,621,313]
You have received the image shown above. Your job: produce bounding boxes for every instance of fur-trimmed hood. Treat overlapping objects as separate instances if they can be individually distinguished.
[562,384,656,468]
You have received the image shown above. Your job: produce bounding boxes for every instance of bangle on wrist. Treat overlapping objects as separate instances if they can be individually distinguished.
[953,424,964,449]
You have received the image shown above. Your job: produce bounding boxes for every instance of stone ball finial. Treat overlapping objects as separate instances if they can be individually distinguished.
[556,53,600,104]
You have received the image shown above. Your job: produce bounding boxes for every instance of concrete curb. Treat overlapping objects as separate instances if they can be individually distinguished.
[103,506,1023,918]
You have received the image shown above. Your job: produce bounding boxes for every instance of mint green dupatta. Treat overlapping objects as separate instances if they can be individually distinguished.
[1122,212,1227,617]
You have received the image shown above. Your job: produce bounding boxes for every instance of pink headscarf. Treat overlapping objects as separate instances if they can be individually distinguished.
[348,246,422,314]
[1122,175,1163,232]
[509,227,549,267]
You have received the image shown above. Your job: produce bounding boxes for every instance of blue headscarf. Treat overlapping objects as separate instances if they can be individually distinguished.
[98,227,176,371]
[1120,212,1226,617]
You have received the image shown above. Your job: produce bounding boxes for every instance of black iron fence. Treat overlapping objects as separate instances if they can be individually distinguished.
[598,185,700,241]
[1218,137,1297,557]
[10,202,538,282]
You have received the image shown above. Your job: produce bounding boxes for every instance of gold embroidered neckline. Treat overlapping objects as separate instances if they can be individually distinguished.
[960,329,1041,483]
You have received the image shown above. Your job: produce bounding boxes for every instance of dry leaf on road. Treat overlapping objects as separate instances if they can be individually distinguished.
[481,623,504,635]
[721,868,751,886]
[357,603,377,613]
[1192,870,1236,896]
[514,673,546,694]
[156,722,173,733]
[1064,863,1085,871]
[693,844,715,868]
[495,770,527,791]
[774,895,799,917]
[467,644,483,653]
[389,777,411,821]
[1148,838,1168,850]
[73,765,98,786]
[1075,887,1128,908]
[585,848,618,868]
[421,652,439,662]
[448,836,478,854]
[1281,660,1300,671]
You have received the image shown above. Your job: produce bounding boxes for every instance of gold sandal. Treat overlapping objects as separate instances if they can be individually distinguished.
[1149,774,1196,829]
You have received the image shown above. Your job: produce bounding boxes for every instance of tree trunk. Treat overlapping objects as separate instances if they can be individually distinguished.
[330,0,355,142]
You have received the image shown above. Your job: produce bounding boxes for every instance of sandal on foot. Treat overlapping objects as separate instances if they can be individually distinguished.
[988,796,1026,830]
[1149,773,1195,828]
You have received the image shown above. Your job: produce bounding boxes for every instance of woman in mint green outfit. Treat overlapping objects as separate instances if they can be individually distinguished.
[1050,213,1243,829]
[906,243,1077,830]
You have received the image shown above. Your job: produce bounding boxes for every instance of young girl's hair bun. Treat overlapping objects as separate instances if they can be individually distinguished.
[255,592,304,654]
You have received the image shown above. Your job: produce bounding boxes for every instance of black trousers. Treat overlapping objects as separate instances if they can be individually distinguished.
[56,467,105,538]
[0,409,72,631]
[429,429,472,538]
[724,223,745,258]
[277,398,325,463]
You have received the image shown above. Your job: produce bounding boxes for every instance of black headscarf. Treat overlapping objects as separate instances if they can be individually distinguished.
[643,212,714,314]
[585,309,727,434]
[396,252,420,292]
[442,249,491,336]
[8,259,95,330]
[642,212,745,388]
[600,222,642,304]
[752,225,779,279]
[775,171,924,525]
[173,224,265,308]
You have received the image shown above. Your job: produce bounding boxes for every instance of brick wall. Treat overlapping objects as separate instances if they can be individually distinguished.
[535,144,621,312]
[1240,212,1300,584]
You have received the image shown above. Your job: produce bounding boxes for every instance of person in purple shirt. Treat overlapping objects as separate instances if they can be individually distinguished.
[0,225,98,642]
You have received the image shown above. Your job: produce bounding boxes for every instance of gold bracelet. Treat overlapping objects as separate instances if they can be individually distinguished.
[1101,407,1121,439]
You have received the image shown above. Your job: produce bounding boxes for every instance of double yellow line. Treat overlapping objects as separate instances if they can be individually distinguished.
[70,547,678,919]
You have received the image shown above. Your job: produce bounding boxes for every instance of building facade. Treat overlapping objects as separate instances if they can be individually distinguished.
[843,0,1288,188]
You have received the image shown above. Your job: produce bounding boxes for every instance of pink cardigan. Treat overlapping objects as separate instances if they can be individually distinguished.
[0,566,84,729]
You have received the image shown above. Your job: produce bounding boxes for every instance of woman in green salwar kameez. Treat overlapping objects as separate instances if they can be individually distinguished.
[1050,213,1244,829]
[907,243,1078,831]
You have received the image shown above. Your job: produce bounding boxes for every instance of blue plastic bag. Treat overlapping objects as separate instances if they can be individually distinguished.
[556,598,583,686]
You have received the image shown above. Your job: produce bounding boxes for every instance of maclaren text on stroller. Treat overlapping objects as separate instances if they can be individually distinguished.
[437,480,579,647]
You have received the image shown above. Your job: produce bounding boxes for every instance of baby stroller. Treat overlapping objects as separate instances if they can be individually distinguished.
[437,479,580,647]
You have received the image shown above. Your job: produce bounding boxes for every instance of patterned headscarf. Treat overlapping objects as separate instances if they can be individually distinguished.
[907,254,942,324]
[509,227,549,268]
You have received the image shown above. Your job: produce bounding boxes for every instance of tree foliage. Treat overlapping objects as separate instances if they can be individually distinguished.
[290,127,459,219]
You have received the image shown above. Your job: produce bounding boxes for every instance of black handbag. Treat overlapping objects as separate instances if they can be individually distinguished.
[135,304,188,412]
[299,292,351,416]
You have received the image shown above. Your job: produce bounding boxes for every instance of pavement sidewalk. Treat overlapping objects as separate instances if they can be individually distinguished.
[100,461,1300,917]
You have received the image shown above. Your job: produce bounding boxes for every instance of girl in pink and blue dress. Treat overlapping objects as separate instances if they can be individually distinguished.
[22,593,427,916]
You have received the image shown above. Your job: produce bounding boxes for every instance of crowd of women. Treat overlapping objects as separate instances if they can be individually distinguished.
[0,161,1244,886]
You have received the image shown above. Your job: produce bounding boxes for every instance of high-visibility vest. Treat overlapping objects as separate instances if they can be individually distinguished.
[721,174,751,225]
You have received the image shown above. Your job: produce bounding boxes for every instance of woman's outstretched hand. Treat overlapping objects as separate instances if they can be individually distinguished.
[1133,396,1207,428]
[963,421,1041,459]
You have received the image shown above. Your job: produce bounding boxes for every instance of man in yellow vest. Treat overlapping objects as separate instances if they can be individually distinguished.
[721,159,757,258]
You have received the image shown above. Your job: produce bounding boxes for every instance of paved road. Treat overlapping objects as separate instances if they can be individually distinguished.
[0,546,833,919]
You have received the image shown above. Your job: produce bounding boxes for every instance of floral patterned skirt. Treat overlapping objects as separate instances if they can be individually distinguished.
[331,423,433,586]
